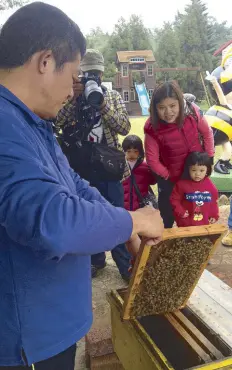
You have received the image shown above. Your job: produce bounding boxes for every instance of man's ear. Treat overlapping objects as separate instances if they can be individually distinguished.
[37,50,55,74]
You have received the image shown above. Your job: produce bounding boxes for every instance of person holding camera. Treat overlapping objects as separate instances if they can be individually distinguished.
[56,49,132,281]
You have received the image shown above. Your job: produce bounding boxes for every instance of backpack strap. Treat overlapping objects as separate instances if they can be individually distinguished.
[186,100,205,148]
[185,100,200,122]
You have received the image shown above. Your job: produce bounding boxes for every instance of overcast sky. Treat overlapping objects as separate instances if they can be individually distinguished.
[1,0,231,35]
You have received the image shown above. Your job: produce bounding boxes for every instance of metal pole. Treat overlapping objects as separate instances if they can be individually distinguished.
[200,71,211,107]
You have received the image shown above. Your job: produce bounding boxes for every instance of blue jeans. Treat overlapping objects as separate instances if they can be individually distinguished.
[91,181,131,278]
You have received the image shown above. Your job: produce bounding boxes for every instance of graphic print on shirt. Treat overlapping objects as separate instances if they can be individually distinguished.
[88,116,103,143]
[185,191,212,222]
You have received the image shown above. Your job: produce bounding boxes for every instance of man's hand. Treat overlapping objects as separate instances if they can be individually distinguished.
[126,234,141,257]
[129,207,164,245]
[73,76,84,98]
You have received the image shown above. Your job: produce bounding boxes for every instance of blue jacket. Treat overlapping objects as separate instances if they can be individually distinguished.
[0,85,132,366]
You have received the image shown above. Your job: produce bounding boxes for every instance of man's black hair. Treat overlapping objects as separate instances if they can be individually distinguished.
[122,135,144,159]
[0,2,86,69]
[183,152,212,179]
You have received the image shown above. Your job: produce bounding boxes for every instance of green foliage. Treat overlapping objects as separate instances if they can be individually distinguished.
[154,22,183,84]
[86,15,154,81]
[177,0,214,69]
[173,0,214,96]
[85,3,232,98]
[86,27,110,51]
[0,0,27,10]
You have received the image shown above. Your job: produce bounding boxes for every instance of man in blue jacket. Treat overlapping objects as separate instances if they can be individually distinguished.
[0,3,164,370]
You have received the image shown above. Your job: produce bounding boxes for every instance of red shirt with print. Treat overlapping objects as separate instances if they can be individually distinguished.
[170,177,219,227]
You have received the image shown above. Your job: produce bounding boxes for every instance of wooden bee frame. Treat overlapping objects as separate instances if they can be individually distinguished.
[122,225,227,320]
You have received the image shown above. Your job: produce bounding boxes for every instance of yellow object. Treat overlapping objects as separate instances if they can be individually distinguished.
[204,105,232,141]
[222,230,232,246]
[221,49,232,69]
[220,70,232,83]
[108,288,232,370]
[193,213,204,221]
[108,290,172,370]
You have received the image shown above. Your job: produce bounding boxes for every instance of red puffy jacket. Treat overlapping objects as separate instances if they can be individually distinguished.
[144,111,214,183]
[123,160,156,211]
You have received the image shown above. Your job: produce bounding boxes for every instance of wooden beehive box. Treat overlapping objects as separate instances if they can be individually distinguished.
[108,283,232,370]
[122,224,226,320]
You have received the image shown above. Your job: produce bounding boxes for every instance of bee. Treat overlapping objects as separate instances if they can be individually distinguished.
[131,237,213,317]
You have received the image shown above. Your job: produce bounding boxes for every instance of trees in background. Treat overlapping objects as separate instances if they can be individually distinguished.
[0,0,27,10]
[1,0,231,97]
[86,0,232,97]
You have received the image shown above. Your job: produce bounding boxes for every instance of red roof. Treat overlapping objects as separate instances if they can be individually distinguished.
[213,40,232,56]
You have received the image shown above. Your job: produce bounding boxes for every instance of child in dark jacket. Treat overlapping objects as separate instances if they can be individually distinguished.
[122,135,156,211]
[170,152,219,227]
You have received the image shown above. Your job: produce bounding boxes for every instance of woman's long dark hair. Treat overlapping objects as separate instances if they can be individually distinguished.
[122,135,144,159]
[182,152,212,179]
[150,80,185,129]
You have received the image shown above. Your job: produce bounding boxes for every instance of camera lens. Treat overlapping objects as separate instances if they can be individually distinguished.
[84,80,104,108]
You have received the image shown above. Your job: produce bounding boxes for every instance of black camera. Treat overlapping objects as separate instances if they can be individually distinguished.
[79,72,104,108]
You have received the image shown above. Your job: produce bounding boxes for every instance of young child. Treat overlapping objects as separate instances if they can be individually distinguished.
[170,152,219,227]
[122,135,156,211]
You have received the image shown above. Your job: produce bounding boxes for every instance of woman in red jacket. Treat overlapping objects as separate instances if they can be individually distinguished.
[144,81,214,228]
[122,135,156,211]
[170,152,219,227]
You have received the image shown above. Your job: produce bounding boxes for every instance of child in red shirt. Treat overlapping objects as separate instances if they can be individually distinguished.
[122,135,156,211]
[170,152,219,227]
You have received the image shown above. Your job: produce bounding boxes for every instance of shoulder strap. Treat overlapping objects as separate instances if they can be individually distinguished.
[130,171,144,203]
[75,96,97,141]
[186,100,201,131]
[186,100,199,121]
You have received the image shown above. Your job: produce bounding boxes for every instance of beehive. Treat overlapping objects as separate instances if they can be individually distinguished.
[108,284,232,370]
[122,225,226,320]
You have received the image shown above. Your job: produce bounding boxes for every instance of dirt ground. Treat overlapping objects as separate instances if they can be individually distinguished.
[208,205,232,285]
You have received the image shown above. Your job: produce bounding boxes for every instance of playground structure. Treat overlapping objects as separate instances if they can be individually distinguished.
[114,50,156,116]
[114,47,232,193]
[134,82,150,116]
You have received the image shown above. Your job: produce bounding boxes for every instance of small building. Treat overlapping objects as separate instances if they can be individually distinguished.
[114,50,156,116]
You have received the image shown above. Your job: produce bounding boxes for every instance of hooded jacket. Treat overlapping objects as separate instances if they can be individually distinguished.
[123,158,156,211]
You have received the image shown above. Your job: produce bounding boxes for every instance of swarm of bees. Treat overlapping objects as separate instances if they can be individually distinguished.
[131,237,213,317]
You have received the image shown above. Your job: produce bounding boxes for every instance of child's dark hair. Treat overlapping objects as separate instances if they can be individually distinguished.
[122,135,144,159]
[150,80,184,129]
[183,152,212,179]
